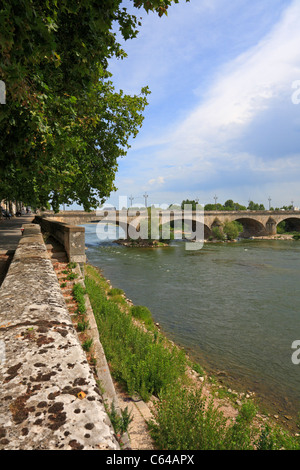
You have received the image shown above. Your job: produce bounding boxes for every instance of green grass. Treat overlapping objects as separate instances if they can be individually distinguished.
[108,287,124,296]
[84,268,187,402]
[131,305,154,329]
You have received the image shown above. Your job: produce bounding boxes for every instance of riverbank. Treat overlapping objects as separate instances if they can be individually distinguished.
[83,261,300,449]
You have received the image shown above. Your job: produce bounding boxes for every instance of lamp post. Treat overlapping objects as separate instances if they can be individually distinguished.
[214,195,218,210]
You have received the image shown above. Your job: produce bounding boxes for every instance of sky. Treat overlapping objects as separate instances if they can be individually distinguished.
[78,0,300,209]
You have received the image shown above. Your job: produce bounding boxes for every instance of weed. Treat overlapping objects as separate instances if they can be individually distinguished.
[149,385,259,450]
[77,320,90,332]
[68,262,77,269]
[82,338,93,352]
[72,283,86,314]
[67,272,78,281]
[108,402,133,437]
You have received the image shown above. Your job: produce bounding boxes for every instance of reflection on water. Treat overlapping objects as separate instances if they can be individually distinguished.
[84,223,300,419]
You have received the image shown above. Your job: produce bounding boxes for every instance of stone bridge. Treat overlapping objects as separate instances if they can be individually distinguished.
[40,209,300,239]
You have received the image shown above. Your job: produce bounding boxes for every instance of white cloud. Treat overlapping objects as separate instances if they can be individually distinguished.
[110,0,300,207]
[167,0,300,155]
[148,176,165,186]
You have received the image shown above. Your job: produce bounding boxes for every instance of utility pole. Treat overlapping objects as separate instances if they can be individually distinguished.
[214,195,218,210]
[143,192,148,208]
[129,195,134,207]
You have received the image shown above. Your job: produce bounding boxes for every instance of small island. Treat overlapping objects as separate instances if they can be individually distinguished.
[115,238,170,248]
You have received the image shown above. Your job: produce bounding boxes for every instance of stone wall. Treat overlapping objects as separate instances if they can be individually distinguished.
[0,224,119,450]
[34,216,86,264]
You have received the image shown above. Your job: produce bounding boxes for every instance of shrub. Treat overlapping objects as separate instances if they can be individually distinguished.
[212,226,224,241]
[149,385,259,450]
[223,220,243,240]
[149,384,230,450]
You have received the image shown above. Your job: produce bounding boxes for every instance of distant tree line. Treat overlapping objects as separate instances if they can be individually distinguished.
[179,199,296,212]
[180,199,263,211]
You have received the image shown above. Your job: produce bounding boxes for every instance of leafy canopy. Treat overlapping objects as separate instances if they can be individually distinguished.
[0,0,189,211]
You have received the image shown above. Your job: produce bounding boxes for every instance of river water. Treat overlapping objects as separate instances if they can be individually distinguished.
[84,223,300,420]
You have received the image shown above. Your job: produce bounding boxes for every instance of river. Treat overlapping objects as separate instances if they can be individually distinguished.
[83,223,300,421]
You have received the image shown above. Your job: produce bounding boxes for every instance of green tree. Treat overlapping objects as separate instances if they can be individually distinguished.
[223,220,243,240]
[212,226,224,241]
[181,199,199,210]
[224,199,234,210]
[235,202,247,210]
[0,0,189,211]
[247,201,265,211]
[204,203,224,211]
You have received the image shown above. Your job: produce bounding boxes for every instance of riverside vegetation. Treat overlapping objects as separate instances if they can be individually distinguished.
[84,264,300,450]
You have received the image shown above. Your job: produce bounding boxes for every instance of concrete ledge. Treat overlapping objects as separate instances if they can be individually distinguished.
[0,224,119,450]
[34,216,86,264]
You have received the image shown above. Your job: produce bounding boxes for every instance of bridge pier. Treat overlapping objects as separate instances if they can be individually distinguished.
[266,218,277,236]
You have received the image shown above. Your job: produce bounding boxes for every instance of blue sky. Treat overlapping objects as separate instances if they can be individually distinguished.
[89,0,300,209]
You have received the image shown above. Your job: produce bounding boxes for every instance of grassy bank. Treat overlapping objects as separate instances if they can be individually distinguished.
[84,263,300,450]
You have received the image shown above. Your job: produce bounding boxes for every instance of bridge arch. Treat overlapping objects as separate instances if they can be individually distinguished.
[233,217,267,238]
[179,219,212,240]
[276,216,300,233]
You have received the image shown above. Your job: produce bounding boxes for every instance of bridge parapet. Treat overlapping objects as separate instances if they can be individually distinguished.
[0,224,118,450]
[35,216,86,263]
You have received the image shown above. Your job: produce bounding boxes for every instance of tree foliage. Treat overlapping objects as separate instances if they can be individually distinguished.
[0,0,189,211]
[204,201,247,211]
[247,201,265,211]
